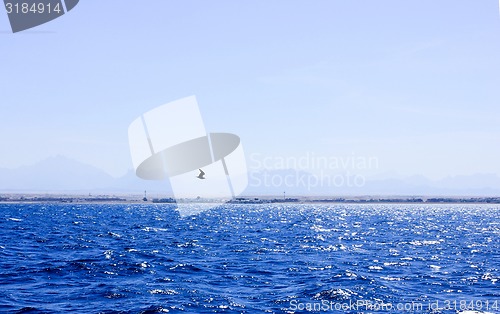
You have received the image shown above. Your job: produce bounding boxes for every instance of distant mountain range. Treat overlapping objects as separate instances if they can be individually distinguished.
[245,170,500,197]
[1,156,499,196]
[0,156,172,194]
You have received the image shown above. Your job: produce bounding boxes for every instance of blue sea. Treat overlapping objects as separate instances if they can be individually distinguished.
[0,203,499,313]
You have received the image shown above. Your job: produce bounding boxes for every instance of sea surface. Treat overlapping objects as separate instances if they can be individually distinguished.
[0,203,499,313]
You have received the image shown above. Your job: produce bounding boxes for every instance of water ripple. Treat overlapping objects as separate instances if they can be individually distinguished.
[0,203,499,313]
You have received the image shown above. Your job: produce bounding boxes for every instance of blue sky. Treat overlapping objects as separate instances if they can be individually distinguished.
[1,0,499,180]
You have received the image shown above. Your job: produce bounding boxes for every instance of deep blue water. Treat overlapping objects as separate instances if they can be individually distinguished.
[0,203,499,313]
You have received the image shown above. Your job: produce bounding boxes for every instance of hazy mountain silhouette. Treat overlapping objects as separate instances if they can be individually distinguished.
[243,169,500,196]
[0,155,171,194]
[1,156,499,196]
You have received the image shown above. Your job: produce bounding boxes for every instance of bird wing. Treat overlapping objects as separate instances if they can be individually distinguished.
[199,169,205,176]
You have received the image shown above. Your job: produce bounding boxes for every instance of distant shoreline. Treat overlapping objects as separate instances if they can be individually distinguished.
[1,194,499,205]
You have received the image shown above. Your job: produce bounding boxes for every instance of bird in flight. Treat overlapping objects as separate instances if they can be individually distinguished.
[197,169,206,179]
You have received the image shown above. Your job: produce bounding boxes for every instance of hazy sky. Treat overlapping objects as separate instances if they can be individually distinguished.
[1,0,499,180]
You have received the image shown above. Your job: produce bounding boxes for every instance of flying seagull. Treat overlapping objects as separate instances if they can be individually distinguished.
[197,169,206,179]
